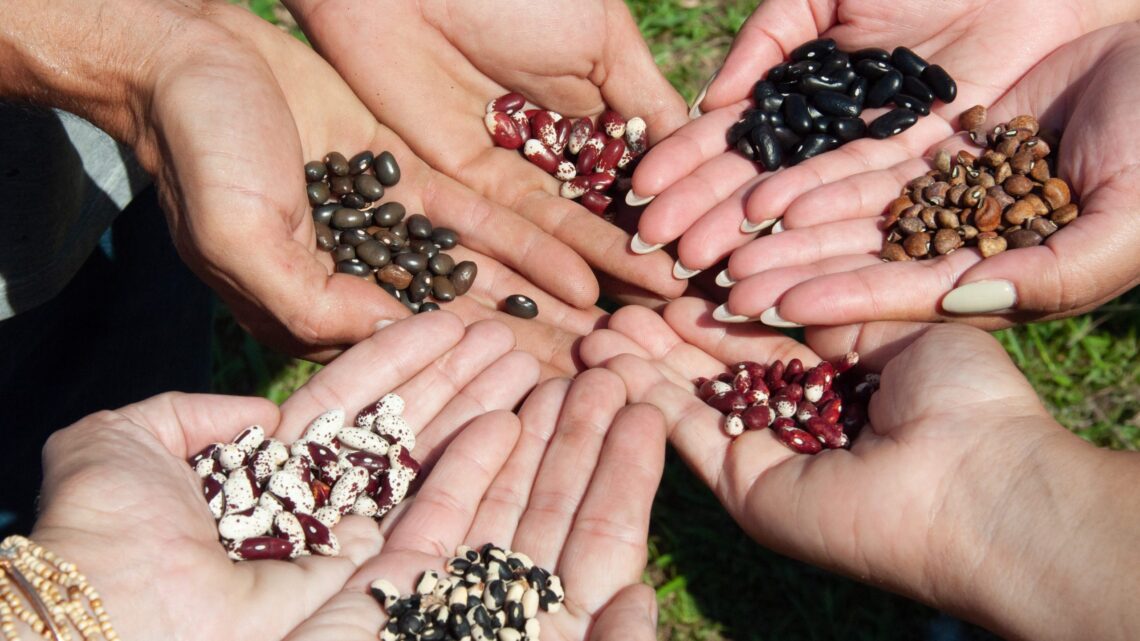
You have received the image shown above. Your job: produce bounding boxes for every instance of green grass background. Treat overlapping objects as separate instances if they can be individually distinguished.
[222,2,1140,638]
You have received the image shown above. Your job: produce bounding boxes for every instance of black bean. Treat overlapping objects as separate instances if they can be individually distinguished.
[771,126,801,152]
[354,174,385,201]
[418,302,440,313]
[450,261,478,296]
[406,214,432,239]
[812,90,861,118]
[752,80,779,103]
[786,60,821,79]
[373,229,402,249]
[389,221,409,241]
[767,110,784,128]
[312,203,338,226]
[891,46,929,77]
[398,612,426,636]
[339,228,371,247]
[893,93,931,116]
[782,93,813,135]
[902,75,935,104]
[332,241,353,262]
[432,276,456,302]
[420,625,445,641]
[330,175,354,196]
[429,253,455,276]
[304,160,327,183]
[799,74,848,95]
[348,150,374,174]
[448,612,470,639]
[339,193,366,210]
[826,67,858,87]
[767,62,790,83]
[758,93,785,113]
[819,51,850,77]
[335,259,370,277]
[775,80,799,93]
[813,115,833,134]
[306,182,330,206]
[373,202,406,227]
[394,252,428,274]
[407,270,433,303]
[526,566,550,587]
[431,227,459,249]
[830,117,867,142]
[506,602,525,630]
[504,295,538,319]
[868,108,919,139]
[314,222,336,251]
[727,119,754,146]
[847,77,868,107]
[854,59,893,80]
[852,47,890,62]
[408,238,438,259]
[922,64,957,102]
[379,281,402,300]
[374,151,401,186]
[790,38,836,61]
[865,69,903,108]
[331,207,367,230]
[355,240,391,268]
[735,136,757,161]
[789,134,839,165]
[388,596,418,618]
[324,152,349,176]
[748,124,782,172]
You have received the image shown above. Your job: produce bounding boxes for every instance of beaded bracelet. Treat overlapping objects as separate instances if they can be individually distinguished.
[0,536,119,641]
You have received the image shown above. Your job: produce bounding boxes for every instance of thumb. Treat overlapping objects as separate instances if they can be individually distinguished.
[589,583,659,641]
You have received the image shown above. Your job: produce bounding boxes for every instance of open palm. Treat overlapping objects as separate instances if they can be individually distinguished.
[283,0,691,302]
[626,0,1132,280]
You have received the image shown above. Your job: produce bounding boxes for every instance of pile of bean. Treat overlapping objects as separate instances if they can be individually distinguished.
[306,150,477,314]
[881,107,1079,260]
[695,354,878,454]
[370,543,564,641]
[190,394,420,561]
[728,40,957,170]
[484,92,646,219]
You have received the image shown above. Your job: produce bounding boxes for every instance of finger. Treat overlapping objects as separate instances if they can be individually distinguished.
[577,328,653,370]
[512,369,628,568]
[673,178,777,272]
[390,320,518,429]
[558,404,665,611]
[726,216,884,280]
[414,350,541,466]
[282,591,380,641]
[598,1,690,141]
[384,410,522,556]
[629,101,751,200]
[724,253,881,320]
[467,378,573,547]
[586,583,658,641]
[277,312,466,439]
[806,321,937,371]
[742,115,954,227]
[779,157,932,229]
[113,393,282,457]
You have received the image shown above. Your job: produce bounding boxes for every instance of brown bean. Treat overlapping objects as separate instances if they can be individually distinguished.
[974,196,1002,232]
[880,242,911,261]
[977,234,1008,257]
[1003,175,1034,197]
[1051,203,1079,225]
[933,228,963,255]
[903,231,931,257]
[1004,199,1036,227]
[1041,178,1071,209]
[960,105,987,131]
[1005,228,1043,249]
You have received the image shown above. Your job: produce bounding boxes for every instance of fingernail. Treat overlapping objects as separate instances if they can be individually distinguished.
[759,307,803,328]
[715,269,737,287]
[672,260,701,280]
[712,304,752,323]
[689,67,720,120]
[625,190,656,207]
[740,217,777,234]
[771,219,785,234]
[942,279,1018,314]
[374,319,395,331]
[630,233,665,255]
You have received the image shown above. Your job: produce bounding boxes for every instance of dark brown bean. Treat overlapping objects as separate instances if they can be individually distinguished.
[331,207,367,230]
[432,277,456,302]
[1028,217,1058,238]
[450,261,478,296]
[349,151,374,174]
[407,271,433,303]
[339,228,371,246]
[408,238,438,258]
[325,152,350,177]
[305,161,328,183]
[340,193,366,210]
[431,227,459,249]
[312,203,338,226]
[406,214,432,239]
[355,240,391,268]
[330,175,354,196]
[307,182,331,206]
[378,264,413,289]
[394,252,428,274]
[314,223,337,251]
[374,151,401,186]
[1005,228,1043,249]
[354,174,385,201]
[504,294,538,319]
[418,302,441,313]
[373,202,406,227]
[429,253,455,276]
[336,259,370,277]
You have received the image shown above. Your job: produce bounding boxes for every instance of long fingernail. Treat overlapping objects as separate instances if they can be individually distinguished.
[760,307,803,328]
[942,279,1018,314]
[715,269,737,287]
[626,190,656,207]
[771,219,785,234]
[630,233,665,255]
[712,304,752,323]
[673,260,701,280]
[689,68,720,120]
[740,217,777,234]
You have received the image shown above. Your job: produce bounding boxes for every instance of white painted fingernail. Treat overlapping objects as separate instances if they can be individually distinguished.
[715,269,737,287]
[942,279,1018,314]
[673,260,701,280]
[630,233,665,255]
[712,304,752,323]
[771,219,785,234]
[740,217,777,234]
[759,307,803,328]
[689,68,719,120]
[625,190,656,207]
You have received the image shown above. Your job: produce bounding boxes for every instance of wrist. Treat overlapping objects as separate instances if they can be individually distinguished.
[928,422,1140,640]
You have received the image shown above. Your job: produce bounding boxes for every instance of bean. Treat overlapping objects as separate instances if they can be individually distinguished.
[865,69,903,108]
[355,240,391,268]
[431,227,459,249]
[307,182,331,206]
[812,90,861,118]
[354,174,385,201]
[450,261,478,296]
[504,294,538,319]
[748,124,782,172]
[374,151,401,186]
[406,214,432,239]
[332,207,368,230]
[304,161,327,183]
[922,64,957,102]
[902,75,935,104]
[890,46,929,76]
[867,108,918,139]
[782,93,813,135]
[790,38,837,61]
[336,259,371,277]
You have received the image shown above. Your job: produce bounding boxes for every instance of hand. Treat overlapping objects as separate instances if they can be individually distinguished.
[625,0,1139,282]
[26,310,539,640]
[714,22,1140,328]
[283,0,690,301]
[582,298,1140,641]
[1,1,603,369]
[284,370,665,641]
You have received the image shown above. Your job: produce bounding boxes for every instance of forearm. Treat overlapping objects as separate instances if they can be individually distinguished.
[932,422,1140,641]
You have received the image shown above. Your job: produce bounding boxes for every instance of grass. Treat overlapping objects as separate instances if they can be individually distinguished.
[217,2,1140,639]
